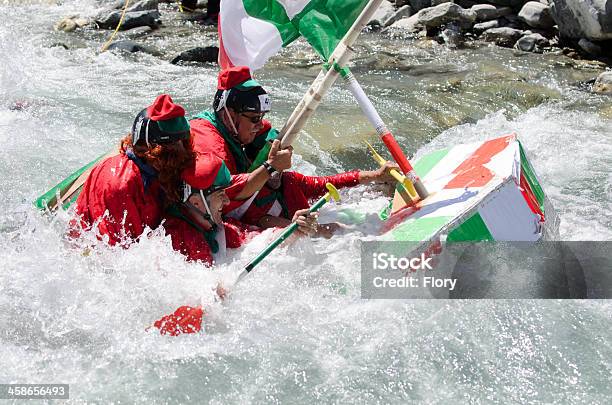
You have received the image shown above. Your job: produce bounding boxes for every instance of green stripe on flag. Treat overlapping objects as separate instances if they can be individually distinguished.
[413,148,450,178]
[243,0,300,46]
[391,216,453,241]
[447,212,494,242]
[518,142,545,214]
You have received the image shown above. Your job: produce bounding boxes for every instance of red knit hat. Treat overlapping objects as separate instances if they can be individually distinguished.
[217,66,260,90]
[181,153,232,196]
[132,94,190,146]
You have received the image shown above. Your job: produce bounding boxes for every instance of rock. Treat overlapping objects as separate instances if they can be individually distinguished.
[471,5,512,21]
[592,71,612,94]
[408,0,431,13]
[486,0,527,7]
[440,21,464,47]
[123,26,153,37]
[550,0,612,41]
[482,26,524,46]
[416,2,477,30]
[518,1,554,29]
[578,38,603,56]
[515,33,550,52]
[384,5,413,27]
[54,16,91,32]
[368,0,396,29]
[96,10,161,30]
[395,0,411,6]
[111,0,158,12]
[107,40,157,54]
[171,46,219,64]
[474,19,500,33]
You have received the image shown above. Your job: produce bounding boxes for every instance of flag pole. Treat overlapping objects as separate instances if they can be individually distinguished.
[341,68,429,199]
[278,0,384,149]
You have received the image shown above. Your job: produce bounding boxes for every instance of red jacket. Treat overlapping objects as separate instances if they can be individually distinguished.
[241,170,360,225]
[73,153,163,246]
[163,215,260,264]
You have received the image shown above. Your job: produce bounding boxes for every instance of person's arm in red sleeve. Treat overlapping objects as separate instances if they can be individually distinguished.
[283,171,361,200]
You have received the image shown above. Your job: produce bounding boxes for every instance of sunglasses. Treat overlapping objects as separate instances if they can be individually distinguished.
[240,113,265,124]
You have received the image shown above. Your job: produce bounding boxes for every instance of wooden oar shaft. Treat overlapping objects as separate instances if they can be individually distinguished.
[279,0,385,149]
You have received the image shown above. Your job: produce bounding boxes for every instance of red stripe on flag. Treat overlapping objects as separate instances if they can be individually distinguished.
[218,17,234,69]
[444,136,512,189]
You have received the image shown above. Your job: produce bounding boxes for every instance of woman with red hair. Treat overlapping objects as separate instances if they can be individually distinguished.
[72,94,195,246]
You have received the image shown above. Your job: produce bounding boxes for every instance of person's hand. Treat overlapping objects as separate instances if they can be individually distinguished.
[315,222,342,239]
[267,139,292,171]
[215,283,227,301]
[292,208,318,236]
[359,161,400,184]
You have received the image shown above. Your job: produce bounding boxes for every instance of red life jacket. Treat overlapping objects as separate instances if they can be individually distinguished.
[73,153,163,246]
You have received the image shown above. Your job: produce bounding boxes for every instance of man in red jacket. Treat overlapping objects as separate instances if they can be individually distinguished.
[163,153,319,265]
[189,66,398,235]
[73,94,195,246]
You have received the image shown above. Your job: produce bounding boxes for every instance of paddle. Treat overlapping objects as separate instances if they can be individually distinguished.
[365,141,418,202]
[233,182,341,286]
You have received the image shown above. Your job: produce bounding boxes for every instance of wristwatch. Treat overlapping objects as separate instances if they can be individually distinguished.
[262,161,277,175]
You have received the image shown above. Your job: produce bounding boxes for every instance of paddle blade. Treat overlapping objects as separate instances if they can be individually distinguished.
[152,305,204,336]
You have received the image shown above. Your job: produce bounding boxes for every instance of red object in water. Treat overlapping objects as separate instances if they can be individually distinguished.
[153,306,204,336]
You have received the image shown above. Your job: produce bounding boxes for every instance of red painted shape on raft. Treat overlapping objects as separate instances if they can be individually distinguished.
[153,306,204,336]
[444,136,512,189]
[519,172,545,222]
[381,132,415,175]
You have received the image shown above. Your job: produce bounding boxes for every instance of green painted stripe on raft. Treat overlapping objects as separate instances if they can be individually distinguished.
[34,153,106,210]
[518,141,545,214]
[413,147,450,179]
[447,211,494,242]
[391,216,453,241]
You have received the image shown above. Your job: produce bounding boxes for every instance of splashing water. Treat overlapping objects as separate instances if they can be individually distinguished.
[1,1,610,402]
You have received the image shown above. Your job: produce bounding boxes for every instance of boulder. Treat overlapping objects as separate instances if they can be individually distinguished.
[482,27,525,46]
[369,0,396,29]
[408,0,431,12]
[396,0,411,6]
[110,0,158,12]
[107,40,157,54]
[471,5,512,21]
[486,0,528,7]
[473,19,500,33]
[171,46,219,64]
[96,10,161,30]
[550,0,612,40]
[518,1,554,29]
[416,2,477,30]
[592,71,612,94]
[54,16,90,32]
[515,33,550,52]
[123,26,153,37]
[578,38,603,56]
[384,5,413,27]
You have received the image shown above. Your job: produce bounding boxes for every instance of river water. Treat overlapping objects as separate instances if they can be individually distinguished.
[0,1,611,403]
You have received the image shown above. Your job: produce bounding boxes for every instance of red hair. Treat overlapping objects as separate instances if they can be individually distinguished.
[120,134,195,205]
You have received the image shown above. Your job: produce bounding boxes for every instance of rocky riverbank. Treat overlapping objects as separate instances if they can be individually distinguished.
[50,0,612,95]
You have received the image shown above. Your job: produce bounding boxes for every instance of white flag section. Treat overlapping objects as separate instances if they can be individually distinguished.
[218,0,370,70]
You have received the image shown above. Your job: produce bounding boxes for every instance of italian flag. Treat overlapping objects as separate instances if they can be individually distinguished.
[218,0,369,70]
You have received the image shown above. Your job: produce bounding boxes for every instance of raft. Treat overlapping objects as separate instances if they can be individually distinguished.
[377,133,558,245]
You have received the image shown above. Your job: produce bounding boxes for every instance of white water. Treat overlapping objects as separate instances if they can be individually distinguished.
[1,1,611,403]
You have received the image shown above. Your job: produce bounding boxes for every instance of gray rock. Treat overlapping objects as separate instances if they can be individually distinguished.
[482,26,525,46]
[54,16,90,32]
[515,33,550,52]
[369,0,396,29]
[417,2,477,29]
[384,5,413,27]
[441,21,464,47]
[96,10,161,30]
[578,38,603,56]
[592,71,612,94]
[171,46,219,64]
[408,0,431,13]
[486,0,528,7]
[107,40,156,54]
[518,1,554,29]
[471,5,512,21]
[550,0,612,40]
[396,0,411,6]
[473,19,500,33]
[123,26,153,37]
[110,0,158,12]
